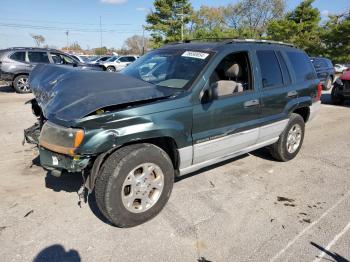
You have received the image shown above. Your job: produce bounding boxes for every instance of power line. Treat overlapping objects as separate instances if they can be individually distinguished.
[0,23,142,33]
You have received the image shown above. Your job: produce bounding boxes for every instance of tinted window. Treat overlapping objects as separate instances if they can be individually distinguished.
[119,57,129,62]
[127,57,136,62]
[51,53,75,65]
[276,51,291,85]
[257,50,283,88]
[10,51,26,62]
[28,52,49,63]
[287,52,316,81]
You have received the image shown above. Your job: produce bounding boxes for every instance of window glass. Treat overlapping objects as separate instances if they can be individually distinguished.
[208,51,252,98]
[287,52,316,81]
[51,53,75,65]
[257,50,283,88]
[28,52,49,63]
[127,57,136,62]
[10,51,26,62]
[121,49,211,90]
[119,57,129,62]
[276,51,291,85]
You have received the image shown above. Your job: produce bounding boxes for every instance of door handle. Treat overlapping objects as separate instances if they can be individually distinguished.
[287,90,298,98]
[244,99,260,108]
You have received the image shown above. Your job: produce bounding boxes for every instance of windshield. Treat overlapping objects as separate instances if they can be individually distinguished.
[121,49,212,89]
[107,56,118,62]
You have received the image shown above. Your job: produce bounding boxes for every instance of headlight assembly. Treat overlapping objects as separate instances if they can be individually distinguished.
[39,121,85,156]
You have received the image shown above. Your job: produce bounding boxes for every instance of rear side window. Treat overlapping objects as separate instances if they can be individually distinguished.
[127,57,136,62]
[257,50,283,88]
[119,57,129,62]
[10,51,26,62]
[287,52,316,82]
[28,52,49,63]
[276,51,291,85]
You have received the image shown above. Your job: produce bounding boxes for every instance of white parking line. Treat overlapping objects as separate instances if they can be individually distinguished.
[270,192,350,262]
[312,221,350,262]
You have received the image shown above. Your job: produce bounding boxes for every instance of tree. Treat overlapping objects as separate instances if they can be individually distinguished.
[123,35,150,55]
[224,0,286,38]
[62,42,82,52]
[30,34,45,47]
[94,47,108,55]
[321,12,350,63]
[146,0,193,47]
[267,0,322,55]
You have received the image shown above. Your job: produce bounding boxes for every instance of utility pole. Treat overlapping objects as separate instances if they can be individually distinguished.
[65,31,69,49]
[99,16,103,54]
[142,25,145,55]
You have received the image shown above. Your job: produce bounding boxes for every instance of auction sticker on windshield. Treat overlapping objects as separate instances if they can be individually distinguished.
[182,51,209,60]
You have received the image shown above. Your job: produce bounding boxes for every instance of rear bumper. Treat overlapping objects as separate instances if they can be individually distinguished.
[309,101,321,122]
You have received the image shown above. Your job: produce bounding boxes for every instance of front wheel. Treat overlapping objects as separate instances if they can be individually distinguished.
[95,144,174,227]
[13,75,30,93]
[269,113,305,162]
[331,85,344,105]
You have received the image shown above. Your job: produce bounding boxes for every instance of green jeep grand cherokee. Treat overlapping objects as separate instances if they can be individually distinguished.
[26,39,321,227]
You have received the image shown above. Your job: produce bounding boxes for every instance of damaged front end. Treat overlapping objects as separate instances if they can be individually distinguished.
[24,63,177,193]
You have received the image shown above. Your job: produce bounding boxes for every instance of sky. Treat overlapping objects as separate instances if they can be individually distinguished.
[0,0,349,50]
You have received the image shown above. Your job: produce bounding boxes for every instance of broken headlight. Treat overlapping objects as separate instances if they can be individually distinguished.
[39,121,84,156]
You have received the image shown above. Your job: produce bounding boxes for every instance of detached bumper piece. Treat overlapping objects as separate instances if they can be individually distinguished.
[24,123,41,145]
[39,147,90,173]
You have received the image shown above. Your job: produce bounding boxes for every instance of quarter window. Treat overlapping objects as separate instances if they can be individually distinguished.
[287,52,316,81]
[28,52,49,63]
[10,51,26,62]
[257,50,283,88]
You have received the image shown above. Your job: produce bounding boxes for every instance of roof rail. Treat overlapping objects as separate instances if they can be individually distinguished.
[166,38,295,47]
[227,39,295,47]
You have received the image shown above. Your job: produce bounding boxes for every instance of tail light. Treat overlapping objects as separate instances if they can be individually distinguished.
[316,82,322,101]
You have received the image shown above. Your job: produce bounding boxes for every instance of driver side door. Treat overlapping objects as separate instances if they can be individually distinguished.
[192,51,261,164]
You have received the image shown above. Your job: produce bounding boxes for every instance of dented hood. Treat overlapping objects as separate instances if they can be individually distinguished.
[29,64,176,122]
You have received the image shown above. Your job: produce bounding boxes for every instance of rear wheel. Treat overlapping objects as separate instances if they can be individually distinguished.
[95,143,174,227]
[13,75,30,93]
[106,66,116,72]
[269,113,305,162]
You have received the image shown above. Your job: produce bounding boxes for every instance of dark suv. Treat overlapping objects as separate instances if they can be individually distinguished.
[311,57,335,90]
[0,47,100,93]
[25,39,321,227]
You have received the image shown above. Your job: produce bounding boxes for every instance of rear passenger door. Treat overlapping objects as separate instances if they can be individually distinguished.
[27,51,50,67]
[254,49,295,143]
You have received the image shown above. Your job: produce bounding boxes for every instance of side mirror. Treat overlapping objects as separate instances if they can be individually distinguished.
[201,83,217,103]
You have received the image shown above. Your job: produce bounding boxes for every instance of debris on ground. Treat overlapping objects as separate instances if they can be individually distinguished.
[24,210,34,218]
[299,212,307,216]
[209,181,215,188]
[0,226,6,232]
[284,203,296,207]
[277,196,295,202]
[302,218,311,223]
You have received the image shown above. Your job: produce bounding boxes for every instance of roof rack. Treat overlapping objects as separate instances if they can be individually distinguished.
[167,38,295,47]
[226,39,295,47]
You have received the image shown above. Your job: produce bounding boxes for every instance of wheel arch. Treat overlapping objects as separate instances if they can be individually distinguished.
[293,106,310,123]
[86,136,179,192]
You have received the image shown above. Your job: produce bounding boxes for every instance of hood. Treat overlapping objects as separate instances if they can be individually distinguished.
[340,70,350,81]
[29,64,176,122]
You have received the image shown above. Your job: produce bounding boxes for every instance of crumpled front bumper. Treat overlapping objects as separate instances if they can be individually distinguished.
[39,147,91,172]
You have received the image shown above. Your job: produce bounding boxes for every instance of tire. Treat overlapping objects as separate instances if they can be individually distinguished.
[95,143,174,227]
[269,113,305,162]
[13,75,30,93]
[331,85,344,105]
[324,76,333,91]
[106,66,116,72]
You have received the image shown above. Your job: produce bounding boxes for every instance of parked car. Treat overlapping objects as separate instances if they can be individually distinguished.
[334,64,348,74]
[0,47,101,93]
[87,55,111,65]
[311,57,335,90]
[25,39,321,227]
[100,55,139,72]
[331,70,350,104]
